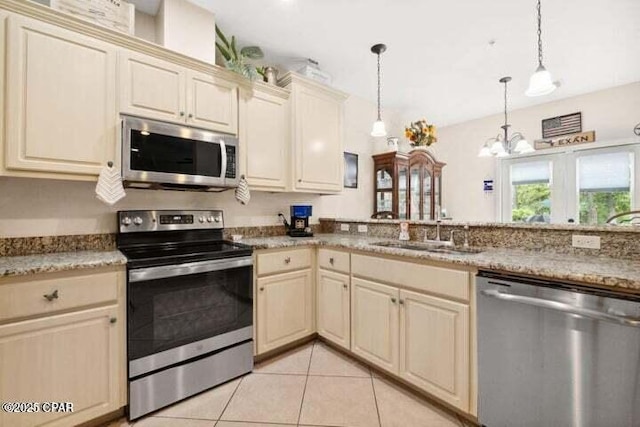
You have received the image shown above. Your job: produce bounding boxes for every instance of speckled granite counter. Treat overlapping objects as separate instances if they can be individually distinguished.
[0,251,127,278]
[241,234,640,292]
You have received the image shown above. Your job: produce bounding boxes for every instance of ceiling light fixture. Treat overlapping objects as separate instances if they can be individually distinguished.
[479,77,534,158]
[371,43,387,137]
[525,0,556,97]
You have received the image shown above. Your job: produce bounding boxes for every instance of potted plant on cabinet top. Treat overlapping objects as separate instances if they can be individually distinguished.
[215,25,264,80]
[405,119,437,149]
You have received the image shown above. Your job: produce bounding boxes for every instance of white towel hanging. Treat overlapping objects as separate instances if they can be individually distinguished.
[95,162,126,205]
[235,175,251,205]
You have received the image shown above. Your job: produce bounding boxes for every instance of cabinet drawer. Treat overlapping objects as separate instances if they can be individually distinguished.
[0,268,120,323]
[352,254,470,302]
[257,248,312,276]
[318,248,350,274]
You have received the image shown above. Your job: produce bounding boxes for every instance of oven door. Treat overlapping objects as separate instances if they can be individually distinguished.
[127,256,252,378]
[122,115,239,188]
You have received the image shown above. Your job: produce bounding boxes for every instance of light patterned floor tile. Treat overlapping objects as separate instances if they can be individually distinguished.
[153,378,241,420]
[215,421,295,426]
[308,342,370,377]
[134,416,215,426]
[299,375,380,427]
[102,417,135,427]
[220,373,306,424]
[253,343,313,375]
[373,377,461,427]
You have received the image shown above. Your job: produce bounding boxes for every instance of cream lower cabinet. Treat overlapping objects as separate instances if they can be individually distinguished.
[399,289,469,411]
[0,267,125,427]
[317,269,350,350]
[256,269,313,354]
[239,84,289,191]
[119,52,238,134]
[351,277,400,373]
[4,14,117,178]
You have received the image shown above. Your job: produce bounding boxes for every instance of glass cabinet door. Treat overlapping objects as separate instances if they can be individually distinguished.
[410,166,421,220]
[398,166,408,219]
[423,169,432,220]
[376,168,393,189]
[435,175,441,219]
[376,191,392,212]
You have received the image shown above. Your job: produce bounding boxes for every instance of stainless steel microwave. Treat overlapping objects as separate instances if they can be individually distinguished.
[121,116,239,190]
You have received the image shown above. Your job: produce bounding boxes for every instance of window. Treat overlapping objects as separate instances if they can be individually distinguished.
[500,143,639,224]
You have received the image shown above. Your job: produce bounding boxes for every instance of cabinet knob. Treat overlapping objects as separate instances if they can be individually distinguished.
[284,257,291,264]
[43,290,59,302]
[399,299,405,305]
[109,317,117,324]
[391,297,397,303]
[329,257,335,265]
[259,287,265,291]
[188,113,193,118]
[180,111,185,117]
[298,179,302,182]
[343,284,348,289]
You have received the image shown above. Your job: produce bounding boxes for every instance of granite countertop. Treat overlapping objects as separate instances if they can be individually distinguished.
[0,250,127,278]
[241,234,640,292]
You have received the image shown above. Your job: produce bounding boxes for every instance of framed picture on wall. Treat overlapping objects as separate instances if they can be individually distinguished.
[344,152,358,188]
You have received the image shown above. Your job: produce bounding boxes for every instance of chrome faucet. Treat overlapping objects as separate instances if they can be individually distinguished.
[424,222,470,247]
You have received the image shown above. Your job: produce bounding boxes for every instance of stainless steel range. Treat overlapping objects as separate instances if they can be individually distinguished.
[117,210,253,420]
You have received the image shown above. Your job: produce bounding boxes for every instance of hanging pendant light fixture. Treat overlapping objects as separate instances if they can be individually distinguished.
[479,77,534,158]
[525,0,557,97]
[371,43,387,137]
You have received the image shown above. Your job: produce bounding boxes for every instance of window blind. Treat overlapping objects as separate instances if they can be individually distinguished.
[511,161,551,185]
[578,151,632,191]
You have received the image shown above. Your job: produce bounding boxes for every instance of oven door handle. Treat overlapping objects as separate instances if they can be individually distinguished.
[481,289,640,327]
[219,139,227,180]
[129,256,253,282]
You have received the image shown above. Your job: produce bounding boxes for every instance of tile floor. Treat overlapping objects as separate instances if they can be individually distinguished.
[107,340,470,427]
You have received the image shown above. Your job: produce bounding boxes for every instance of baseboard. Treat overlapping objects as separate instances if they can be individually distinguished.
[254,333,318,364]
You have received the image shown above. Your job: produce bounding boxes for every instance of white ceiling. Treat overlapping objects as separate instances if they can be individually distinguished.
[184,0,640,126]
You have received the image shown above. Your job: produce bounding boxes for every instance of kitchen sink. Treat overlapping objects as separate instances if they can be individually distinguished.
[372,241,483,255]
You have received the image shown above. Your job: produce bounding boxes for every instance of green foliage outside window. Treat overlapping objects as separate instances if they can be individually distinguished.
[579,191,631,224]
[512,183,551,222]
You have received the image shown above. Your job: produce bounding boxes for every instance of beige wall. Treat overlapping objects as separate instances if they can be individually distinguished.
[428,81,640,222]
[0,95,404,237]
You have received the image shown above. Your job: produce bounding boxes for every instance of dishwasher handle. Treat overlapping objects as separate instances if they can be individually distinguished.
[480,289,640,328]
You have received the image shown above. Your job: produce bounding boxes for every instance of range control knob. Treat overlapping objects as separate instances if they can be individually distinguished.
[198,216,205,223]
[214,216,221,223]
[133,217,143,226]
[121,217,132,226]
[207,216,214,223]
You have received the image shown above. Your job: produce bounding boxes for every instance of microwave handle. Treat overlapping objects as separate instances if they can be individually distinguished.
[219,139,227,180]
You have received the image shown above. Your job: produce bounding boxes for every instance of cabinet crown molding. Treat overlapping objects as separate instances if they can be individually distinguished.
[241,80,291,100]
[278,72,349,101]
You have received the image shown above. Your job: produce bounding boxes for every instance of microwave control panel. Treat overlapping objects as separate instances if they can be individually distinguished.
[225,145,236,179]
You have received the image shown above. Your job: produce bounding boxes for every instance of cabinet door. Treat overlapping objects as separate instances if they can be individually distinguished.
[293,87,343,193]
[239,88,288,191]
[317,269,350,350]
[399,289,469,411]
[351,277,399,373]
[118,50,186,122]
[187,70,238,134]
[0,306,123,427]
[257,269,313,354]
[5,15,117,176]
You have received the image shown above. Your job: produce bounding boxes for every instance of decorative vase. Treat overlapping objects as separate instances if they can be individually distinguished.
[410,145,429,152]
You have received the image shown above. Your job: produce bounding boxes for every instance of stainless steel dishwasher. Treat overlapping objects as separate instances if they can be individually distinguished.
[477,271,640,427]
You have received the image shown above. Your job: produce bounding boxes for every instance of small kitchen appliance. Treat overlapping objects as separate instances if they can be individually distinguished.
[279,205,314,237]
[117,210,253,420]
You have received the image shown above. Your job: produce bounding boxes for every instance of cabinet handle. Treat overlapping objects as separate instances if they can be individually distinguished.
[109,317,117,324]
[284,257,291,264]
[329,257,335,265]
[391,297,397,303]
[180,111,185,117]
[43,290,59,302]
[259,287,265,291]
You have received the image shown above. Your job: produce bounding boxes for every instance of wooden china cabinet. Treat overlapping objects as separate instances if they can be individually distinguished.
[372,149,445,220]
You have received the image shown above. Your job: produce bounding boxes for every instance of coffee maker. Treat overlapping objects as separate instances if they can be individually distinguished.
[279,205,313,237]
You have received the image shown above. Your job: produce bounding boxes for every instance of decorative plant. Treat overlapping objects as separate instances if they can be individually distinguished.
[405,119,438,146]
[215,25,264,80]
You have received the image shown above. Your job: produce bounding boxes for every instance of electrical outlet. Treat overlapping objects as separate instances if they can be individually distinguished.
[340,223,350,232]
[357,224,368,233]
[572,235,601,249]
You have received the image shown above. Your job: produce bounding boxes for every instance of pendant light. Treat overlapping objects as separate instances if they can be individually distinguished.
[526,0,556,97]
[371,43,387,137]
[479,77,534,157]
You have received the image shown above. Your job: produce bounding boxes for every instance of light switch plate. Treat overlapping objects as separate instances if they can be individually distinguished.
[572,235,601,249]
[340,223,350,232]
[357,224,368,233]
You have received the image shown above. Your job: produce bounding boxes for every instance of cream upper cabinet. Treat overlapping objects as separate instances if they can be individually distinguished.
[187,70,238,134]
[118,52,238,134]
[399,289,470,411]
[4,15,117,177]
[256,269,313,354]
[317,269,350,350]
[118,50,185,123]
[351,277,399,373]
[279,73,348,193]
[238,85,289,191]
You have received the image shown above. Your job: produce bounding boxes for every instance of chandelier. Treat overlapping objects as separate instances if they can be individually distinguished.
[479,77,534,158]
